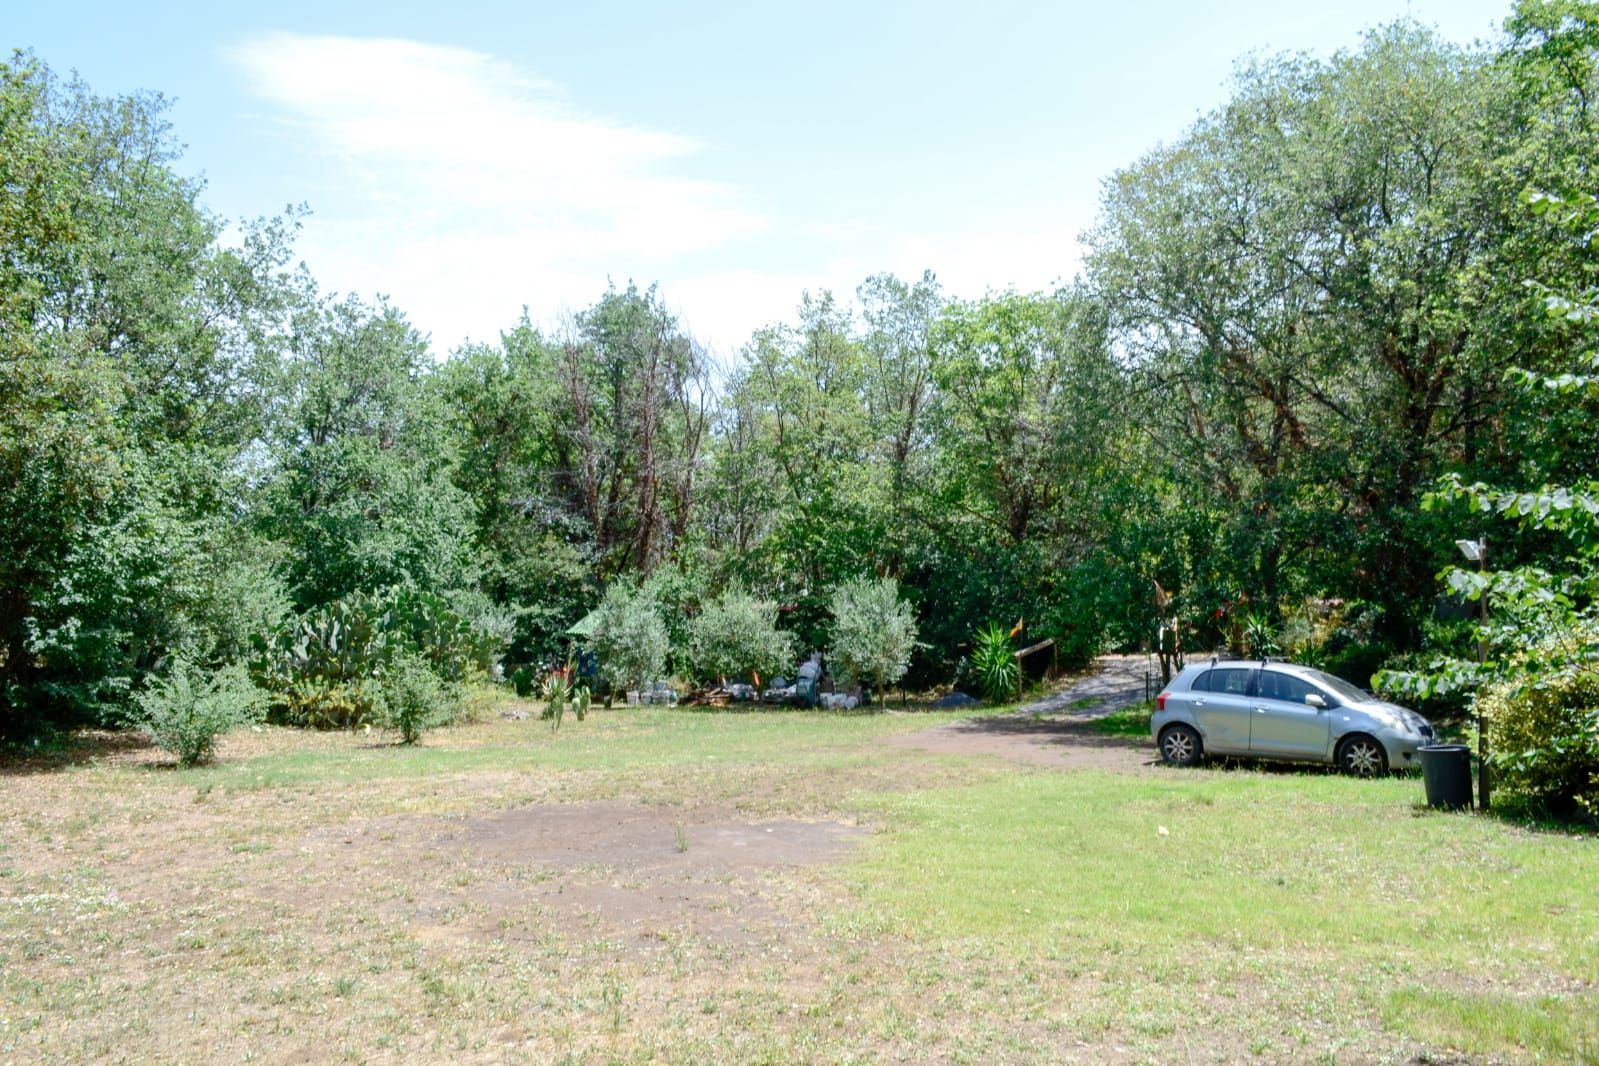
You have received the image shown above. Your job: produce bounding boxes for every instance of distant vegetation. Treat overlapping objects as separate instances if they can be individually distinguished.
[3,4,1597,809]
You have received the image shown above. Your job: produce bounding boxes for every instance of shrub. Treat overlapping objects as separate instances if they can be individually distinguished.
[276,681,374,730]
[540,665,592,730]
[828,576,918,707]
[1480,672,1599,818]
[688,586,796,684]
[1241,610,1282,657]
[588,582,669,694]
[970,622,1019,702]
[133,660,266,767]
[374,651,456,745]
[252,584,507,725]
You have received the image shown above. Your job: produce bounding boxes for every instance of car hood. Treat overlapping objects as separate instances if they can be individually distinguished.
[1348,698,1427,732]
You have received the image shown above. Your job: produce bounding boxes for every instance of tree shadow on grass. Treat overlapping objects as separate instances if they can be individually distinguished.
[0,728,154,777]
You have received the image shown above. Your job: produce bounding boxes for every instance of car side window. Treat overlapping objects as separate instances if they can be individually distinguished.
[1259,670,1319,705]
[1208,668,1253,695]
[1191,670,1213,692]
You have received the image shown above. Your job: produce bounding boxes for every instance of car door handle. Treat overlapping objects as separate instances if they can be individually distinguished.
[1193,698,1206,706]
[1254,707,1267,713]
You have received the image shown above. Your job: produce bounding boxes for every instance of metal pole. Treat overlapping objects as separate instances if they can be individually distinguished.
[1478,536,1492,810]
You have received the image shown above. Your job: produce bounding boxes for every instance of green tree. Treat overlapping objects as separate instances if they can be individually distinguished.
[553,284,712,575]
[588,581,669,694]
[435,319,594,663]
[687,586,795,684]
[827,575,918,706]
[1086,24,1549,644]
[1,54,297,736]
[259,296,480,609]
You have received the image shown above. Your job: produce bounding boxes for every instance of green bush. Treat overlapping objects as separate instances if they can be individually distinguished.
[588,582,669,694]
[252,584,506,725]
[1481,672,1599,818]
[540,666,591,730]
[970,622,1019,702]
[374,652,457,745]
[828,576,918,706]
[275,681,374,729]
[688,586,795,684]
[133,660,267,767]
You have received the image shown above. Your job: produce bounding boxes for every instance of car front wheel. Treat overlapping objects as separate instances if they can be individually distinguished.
[1336,734,1388,777]
[1159,724,1203,767]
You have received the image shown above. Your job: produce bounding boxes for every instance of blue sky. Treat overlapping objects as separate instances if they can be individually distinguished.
[12,0,1514,356]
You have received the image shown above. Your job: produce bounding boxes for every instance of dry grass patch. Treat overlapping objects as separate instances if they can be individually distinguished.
[2,698,1594,1063]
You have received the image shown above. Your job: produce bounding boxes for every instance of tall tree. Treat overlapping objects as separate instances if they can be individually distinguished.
[1,54,296,734]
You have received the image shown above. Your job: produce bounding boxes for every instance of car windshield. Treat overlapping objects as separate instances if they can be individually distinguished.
[1303,669,1370,703]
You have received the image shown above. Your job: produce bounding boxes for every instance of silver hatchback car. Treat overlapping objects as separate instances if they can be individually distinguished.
[1151,660,1434,775]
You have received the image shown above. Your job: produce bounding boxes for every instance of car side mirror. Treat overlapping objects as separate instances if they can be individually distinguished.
[1305,693,1327,709]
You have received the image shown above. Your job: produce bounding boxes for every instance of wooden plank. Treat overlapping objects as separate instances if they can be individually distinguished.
[1013,637,1055,659]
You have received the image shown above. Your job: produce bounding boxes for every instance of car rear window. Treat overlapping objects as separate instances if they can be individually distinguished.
[1192,668,1252,695]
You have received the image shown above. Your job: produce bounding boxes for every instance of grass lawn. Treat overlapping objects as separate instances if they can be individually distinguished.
[2,697,1594,1063]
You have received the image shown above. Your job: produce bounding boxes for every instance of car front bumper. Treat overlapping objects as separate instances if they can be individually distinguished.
[1378,729,1429,772]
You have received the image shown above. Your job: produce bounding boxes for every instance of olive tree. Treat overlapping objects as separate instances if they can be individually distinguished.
[688,586,795,684]
[588,582,669,694]
[827,576,918,706]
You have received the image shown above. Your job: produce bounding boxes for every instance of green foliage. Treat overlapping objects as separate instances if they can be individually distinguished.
[1479,672,1599,818]
[133,660,266,767]
[374,651,456,745]
[540,664,591,731]
[260,296,482,611]
[588,582,669,693]
[827,576,918,704]
[15,19,1599,743]
[970,622,1019,702]
[687,586,795,683]
[0,54,300,738]
[252,585,504,726]
[1376,183,1599,819]
[1241,611,1282,658]
[275,681,374,732]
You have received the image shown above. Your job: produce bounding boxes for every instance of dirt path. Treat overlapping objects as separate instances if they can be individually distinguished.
[1013,653,1153,717]
[887,654,1161,772]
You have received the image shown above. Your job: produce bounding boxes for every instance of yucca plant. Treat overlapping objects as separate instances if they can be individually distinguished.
[541,663,592,731]
[1242,610,1282,657]
[971,622,1020,702]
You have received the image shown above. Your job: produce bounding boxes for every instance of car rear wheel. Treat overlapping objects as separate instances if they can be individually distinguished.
[1159,724,1202,767]
[1336,734,1387,777]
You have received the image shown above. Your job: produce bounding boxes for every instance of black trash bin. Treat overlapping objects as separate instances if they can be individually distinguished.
[1418,744,1473,810]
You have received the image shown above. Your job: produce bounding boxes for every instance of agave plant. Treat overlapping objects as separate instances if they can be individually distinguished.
[971,622,1020,702]
[541,662,592,731]
[1242,610,1282,657]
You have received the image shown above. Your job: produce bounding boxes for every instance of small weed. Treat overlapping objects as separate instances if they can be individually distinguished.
[674,823,689,853]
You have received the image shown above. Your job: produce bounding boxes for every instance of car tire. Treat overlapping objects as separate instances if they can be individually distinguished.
[1336,734,1388,777]
[1158,724,1203,767]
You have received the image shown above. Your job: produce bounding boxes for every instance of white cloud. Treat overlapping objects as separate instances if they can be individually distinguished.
[226,32,1089,357]
[228,32,765,349]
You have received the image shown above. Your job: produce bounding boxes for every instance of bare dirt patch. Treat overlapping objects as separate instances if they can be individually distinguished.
[295,801,865,958]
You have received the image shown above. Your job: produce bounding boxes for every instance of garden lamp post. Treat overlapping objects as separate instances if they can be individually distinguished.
[1455,537,1491,810]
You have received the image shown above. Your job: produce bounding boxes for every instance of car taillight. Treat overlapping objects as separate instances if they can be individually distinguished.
[1156,692,1168,711]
